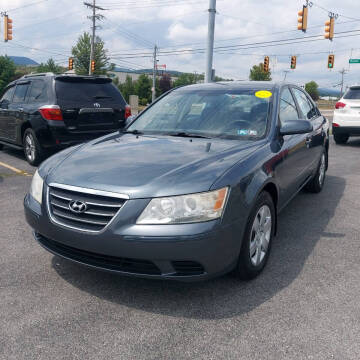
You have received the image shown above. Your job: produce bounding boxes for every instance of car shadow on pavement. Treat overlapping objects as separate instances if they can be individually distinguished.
[52,174,345,320]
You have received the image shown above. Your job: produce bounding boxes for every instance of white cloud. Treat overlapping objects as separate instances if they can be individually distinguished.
[1,0,360,87]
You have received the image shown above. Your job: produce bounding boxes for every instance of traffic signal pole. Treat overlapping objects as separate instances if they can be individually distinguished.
[84,0,105,75]
[89,0,95,75]
[205,0,216,83]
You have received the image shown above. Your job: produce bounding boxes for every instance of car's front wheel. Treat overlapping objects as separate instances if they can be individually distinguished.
[235,191,275,280]
[334,133,349,144]
[23,129,45,166]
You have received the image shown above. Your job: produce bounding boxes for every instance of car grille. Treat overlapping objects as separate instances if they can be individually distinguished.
[36,234,161,275]
[172,261,205,276]
[47,184,127,232]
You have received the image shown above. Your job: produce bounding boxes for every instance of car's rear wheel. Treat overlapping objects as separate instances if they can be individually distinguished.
[23,128,45,166]
[235,191,275,280]
[334,133,349,144]
[305,151,326,193]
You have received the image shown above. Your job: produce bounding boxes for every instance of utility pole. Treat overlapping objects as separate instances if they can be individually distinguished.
[84,0,105,75]
[152,45,158,102]
[205,0,216,83]
[339,68,348,96]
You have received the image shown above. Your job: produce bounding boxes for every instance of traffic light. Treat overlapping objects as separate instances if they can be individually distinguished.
[68,57,74,70]
[264,56,270,73]
[291,56,297,69]
[91,60,95,72]
[328,54,335,69]
[297,5,308,32]
[324,17,334,40]
[4,15,13,42]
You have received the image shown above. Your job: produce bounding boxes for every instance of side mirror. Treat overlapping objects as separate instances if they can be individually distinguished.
[280,119,313,136]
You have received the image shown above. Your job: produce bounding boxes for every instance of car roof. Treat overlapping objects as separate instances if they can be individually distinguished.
[5,73,111,88]
[174,81,296,92]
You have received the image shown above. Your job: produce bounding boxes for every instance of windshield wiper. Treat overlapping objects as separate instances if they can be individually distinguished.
[167,132,211,139]
[122,129,144,135]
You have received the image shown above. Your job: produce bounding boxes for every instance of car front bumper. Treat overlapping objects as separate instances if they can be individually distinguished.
[24,193,244,281]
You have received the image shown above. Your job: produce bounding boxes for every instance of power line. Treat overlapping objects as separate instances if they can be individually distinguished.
[4,0,50,12]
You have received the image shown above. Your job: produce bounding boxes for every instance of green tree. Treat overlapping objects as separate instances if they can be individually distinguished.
[36,58,63,74]
[0,56,16,94]
[134,74,152,105]
[118,75,135,103]
[71,32,110,75]
[173,73,197,87]
[305,81,320,101]
[249,63,272,81]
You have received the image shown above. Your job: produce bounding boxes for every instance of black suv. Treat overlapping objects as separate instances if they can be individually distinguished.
[0,73,131,165]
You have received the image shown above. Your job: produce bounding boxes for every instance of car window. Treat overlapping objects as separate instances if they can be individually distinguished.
[343,88,360,99]
[292,88,314,120]
[128,88,273,139]
[55,80,126,106]
[279,87,299,124]
[13,83,30,103]
[0,86,15,104]
[27,80,48,102]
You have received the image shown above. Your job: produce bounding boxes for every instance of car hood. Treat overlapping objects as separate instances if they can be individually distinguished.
[46,133,263,198]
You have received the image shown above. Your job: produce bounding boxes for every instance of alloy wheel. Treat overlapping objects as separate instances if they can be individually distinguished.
[249,205,272,266]
[25,134,35,162]
[318,153,326,186]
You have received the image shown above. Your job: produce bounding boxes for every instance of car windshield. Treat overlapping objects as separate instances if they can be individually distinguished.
[343,87,360,99]
[127,88,273,139]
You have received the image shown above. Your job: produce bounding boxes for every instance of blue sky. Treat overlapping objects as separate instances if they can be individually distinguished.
[1,0,360,90]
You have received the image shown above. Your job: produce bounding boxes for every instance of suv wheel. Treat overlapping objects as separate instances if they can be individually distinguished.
[334,133,349,144]
[305,151,326,193]
[235,191,275,280]
[23,129,45,166]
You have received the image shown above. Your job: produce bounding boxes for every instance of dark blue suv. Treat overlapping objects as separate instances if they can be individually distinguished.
[0,73,131,165]
[24,82,329,281]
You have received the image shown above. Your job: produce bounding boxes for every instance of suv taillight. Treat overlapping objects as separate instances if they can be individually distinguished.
[335,102,346,109]
[39,105,63,121]
[125,105,131,119]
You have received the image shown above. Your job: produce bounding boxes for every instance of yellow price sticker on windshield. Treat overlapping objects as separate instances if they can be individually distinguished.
[255,90,272,98]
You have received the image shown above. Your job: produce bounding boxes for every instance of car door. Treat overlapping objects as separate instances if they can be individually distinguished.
[275,86,311,206]
[0,86,15,140]
[8,81,30,142]
[291,87,324,174]
[304,92,326,171]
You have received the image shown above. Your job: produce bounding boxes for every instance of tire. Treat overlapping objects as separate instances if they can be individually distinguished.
[0,143,3,150]
[235,191,275,280]
[23,128,45,166]
[334,133,349,144]
[305,150,326,193]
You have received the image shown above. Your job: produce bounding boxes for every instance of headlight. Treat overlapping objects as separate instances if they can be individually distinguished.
[137,187,228,224]
[29,170,44,204]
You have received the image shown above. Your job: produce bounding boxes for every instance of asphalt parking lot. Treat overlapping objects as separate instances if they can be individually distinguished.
[1,136,360,360]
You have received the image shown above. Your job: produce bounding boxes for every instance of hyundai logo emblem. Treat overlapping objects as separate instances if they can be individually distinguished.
[93,103,101,108]
[69,200,87,214]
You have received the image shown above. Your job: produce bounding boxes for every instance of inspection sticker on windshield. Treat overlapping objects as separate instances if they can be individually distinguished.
[238,129,258,136]
[255,90,272,98]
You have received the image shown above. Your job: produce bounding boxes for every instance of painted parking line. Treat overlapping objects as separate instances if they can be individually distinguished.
[0,161,33,177]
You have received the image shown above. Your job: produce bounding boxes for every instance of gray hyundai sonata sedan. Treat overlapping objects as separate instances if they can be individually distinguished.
[24,81,329,281]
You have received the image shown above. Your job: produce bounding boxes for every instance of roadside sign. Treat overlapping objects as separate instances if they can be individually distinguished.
[349,59,360,64]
